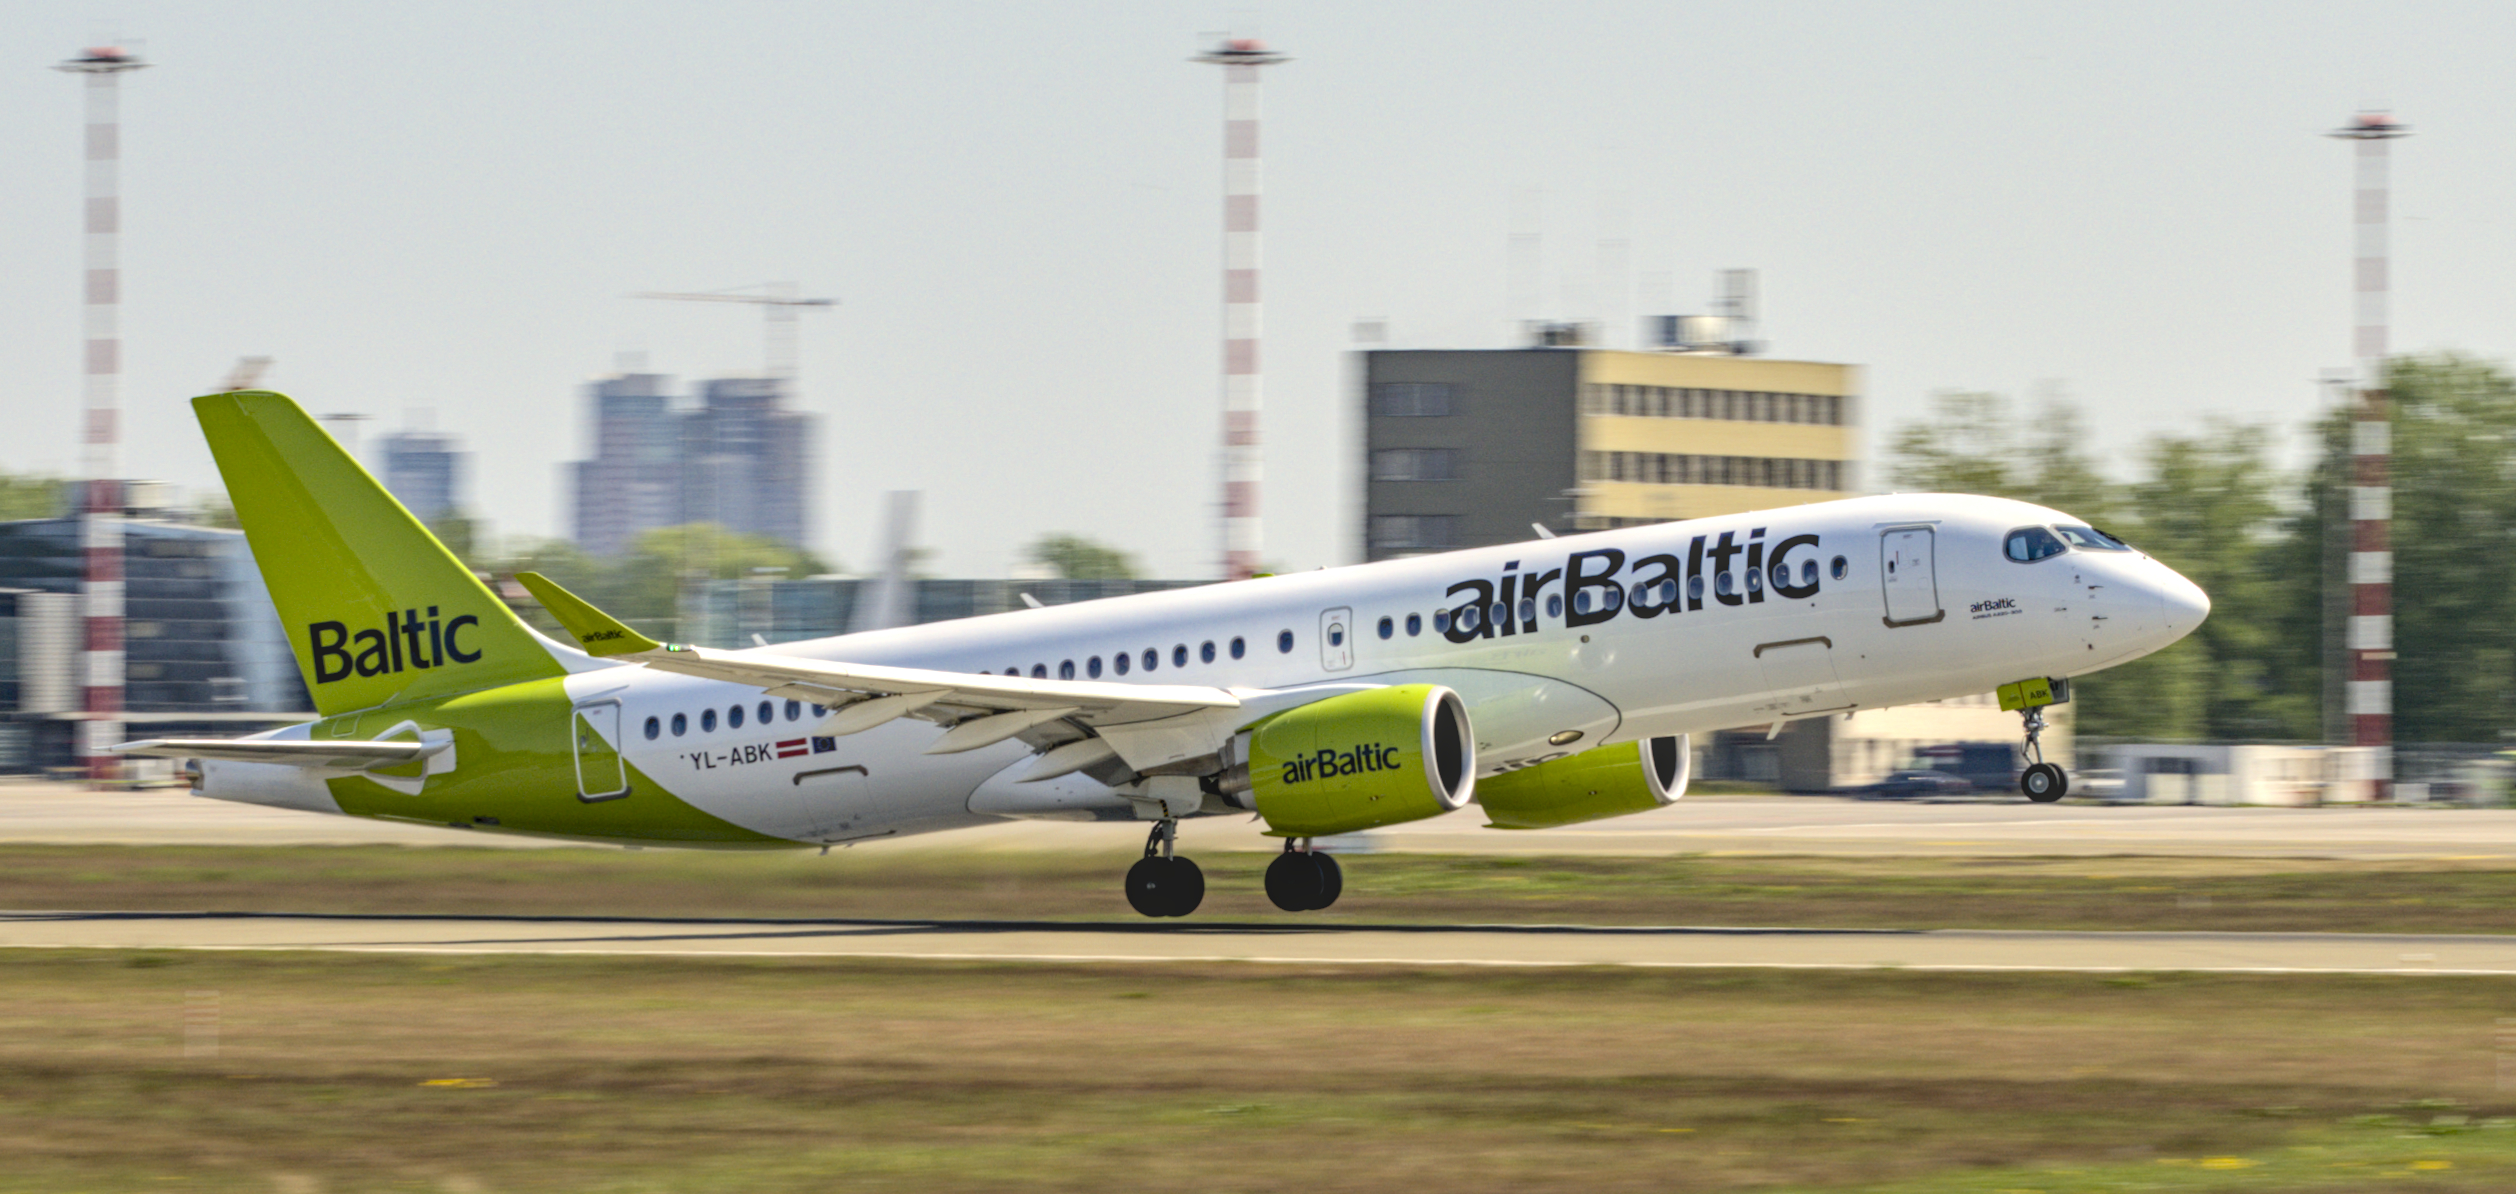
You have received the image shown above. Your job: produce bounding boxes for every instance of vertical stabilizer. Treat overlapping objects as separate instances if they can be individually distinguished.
[192,391,566,716]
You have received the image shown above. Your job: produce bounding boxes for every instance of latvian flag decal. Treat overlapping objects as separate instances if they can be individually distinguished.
[776,739,809,759]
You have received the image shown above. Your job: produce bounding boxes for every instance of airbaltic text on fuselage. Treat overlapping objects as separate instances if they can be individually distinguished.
[1282,744,1404,785]
[308,606,483,683]
[1435,526,1827,644]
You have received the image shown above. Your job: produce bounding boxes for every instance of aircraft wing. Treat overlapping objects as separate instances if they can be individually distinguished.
[513,572,1247,769]
[111,738,446,770]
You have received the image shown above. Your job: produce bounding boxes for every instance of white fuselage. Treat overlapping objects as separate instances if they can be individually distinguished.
[218,494,2210,845]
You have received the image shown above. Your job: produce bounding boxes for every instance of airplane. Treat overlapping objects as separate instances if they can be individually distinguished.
[118,391,2209,917]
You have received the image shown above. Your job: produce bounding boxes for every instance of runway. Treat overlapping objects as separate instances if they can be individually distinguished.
[8,909,2515,974]
[9,776,2516,860]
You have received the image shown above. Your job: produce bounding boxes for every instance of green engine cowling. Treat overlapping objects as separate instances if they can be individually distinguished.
[1236,684,1475,838]
[1476,734,1689,830]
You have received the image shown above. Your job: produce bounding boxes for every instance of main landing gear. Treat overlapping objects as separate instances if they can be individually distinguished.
[2018,705,2068,803]
[1264,839,1344,913]
[1124,820,1205,918]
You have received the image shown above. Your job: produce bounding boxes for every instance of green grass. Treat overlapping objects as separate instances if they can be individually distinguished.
[2,952,2514,1192]
[8,843,2516,933]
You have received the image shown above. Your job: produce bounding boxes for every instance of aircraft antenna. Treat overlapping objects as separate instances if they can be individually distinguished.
[56,42,149,783]
[2328,110,2408,801]
[1196,36,1288,582]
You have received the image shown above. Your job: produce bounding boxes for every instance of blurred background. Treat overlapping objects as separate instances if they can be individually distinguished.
[2,0,2512,794]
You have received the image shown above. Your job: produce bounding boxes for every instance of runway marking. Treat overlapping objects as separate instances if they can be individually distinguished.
[5,940,2516,976]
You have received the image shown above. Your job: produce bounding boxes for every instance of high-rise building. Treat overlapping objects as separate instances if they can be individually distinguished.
[378,430,466,524]
[571,373,684,557]
[680,378,813,551]
[568,374,817,556]
[1362,345,1860,561]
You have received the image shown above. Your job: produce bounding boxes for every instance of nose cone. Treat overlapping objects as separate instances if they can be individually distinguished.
[2152,563,2211,640]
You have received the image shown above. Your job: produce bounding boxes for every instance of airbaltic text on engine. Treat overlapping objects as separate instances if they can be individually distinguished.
[1280,743,1404,785]
[1437,526,1825,641]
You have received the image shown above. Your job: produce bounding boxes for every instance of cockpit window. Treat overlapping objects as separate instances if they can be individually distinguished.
[2004,526,2067,563]
[2054,524,2131,552]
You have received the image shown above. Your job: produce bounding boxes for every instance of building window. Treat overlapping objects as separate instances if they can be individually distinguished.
[1371,448,1460,482]
[1371,382,1457,417]
[1371,514,1460,553]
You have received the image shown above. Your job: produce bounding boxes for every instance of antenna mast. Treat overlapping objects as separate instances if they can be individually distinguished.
[2328,110,2408,801]
[1196,37,1288,581]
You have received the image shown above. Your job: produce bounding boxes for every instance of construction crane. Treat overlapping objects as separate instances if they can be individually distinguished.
[214,356,271,393]
[633,283,836,380]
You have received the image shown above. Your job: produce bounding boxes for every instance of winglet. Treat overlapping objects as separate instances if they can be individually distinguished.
[514,572,667,657]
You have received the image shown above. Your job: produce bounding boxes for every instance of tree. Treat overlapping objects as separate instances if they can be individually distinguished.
[1884,388,2118,525]
[0,473,66,521]
[1027,533,1140,580]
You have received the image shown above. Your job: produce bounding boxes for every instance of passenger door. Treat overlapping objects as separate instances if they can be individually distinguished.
[571,700,629,801]
[1879,528,1943,627]
[1319,607,1354,671]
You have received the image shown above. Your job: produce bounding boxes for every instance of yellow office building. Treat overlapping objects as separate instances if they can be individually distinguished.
[1573,352,1860,530]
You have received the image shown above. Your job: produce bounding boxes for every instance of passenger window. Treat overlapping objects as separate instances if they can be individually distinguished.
[1031,664,1048,679]
[1519,598,1536,624]
[1830,556,1848,580]
[728,704,745,729]
[1406,613,1423,636]
[1088,656,1104,678]
[671,712,687,736]
[644,716,660,740]
[1112,652,1128,675]
[1459,604,1482,632]
[1377,616,1393,640]
[1716,573,1735,598]
[701,708,717,732]
[1060,660,1077,680]
[2005,526,2068,563]
[785,700,802,722]
[1279,630,1296,653]
[757,701,773,726]
[1689,575,1706,602]
[1200,641,1216,664]
[1143,648,1158,672]
[812,705,827,718]
[1544,594,1562,619]
[1432,609,1450,633]
[1174,644,1189,667]
[1800,559,1819,588]
[1230,637,1246,659]
[1746,569,1764,595]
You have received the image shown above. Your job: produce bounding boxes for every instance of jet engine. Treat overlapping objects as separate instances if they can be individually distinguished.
[1475,734,1689,830]
[1224,684,1476,838]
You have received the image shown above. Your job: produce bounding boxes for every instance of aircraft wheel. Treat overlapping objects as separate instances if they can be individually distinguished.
[1128,856,1199,917]
[1266,850,1328,912]
[1311,852,1344,911]
[2022,763,2068,803]
[1163,856,1205,917]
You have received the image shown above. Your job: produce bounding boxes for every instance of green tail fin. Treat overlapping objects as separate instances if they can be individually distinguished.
[513,572,665,657]
[193,391,567,716]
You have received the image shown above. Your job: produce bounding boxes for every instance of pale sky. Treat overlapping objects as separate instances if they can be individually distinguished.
[2,0,2507,577]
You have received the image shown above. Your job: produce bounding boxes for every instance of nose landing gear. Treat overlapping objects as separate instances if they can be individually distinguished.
[2018,705,2068,803]
[1264,839,1344,912]
[1124,819,1205,917]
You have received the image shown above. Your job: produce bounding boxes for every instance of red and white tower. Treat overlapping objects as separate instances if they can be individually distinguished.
[2329,110,2407,800]
[56,45,147,783]
[1196,38,1287,582]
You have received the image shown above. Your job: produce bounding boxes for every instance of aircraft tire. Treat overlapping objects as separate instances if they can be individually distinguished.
[1266,850,1328,912]
[2022,763,2067,803]
[1163,856,1205,917]
[1125,857,1173,917]
[1311,852,1344,911]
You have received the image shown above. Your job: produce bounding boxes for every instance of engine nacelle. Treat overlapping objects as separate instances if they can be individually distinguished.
[1476,734,1689,830]
[1236,684,1476,838]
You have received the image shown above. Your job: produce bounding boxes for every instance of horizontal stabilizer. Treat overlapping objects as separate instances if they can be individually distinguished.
[513,572,663,656]
[112,737,449,771]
